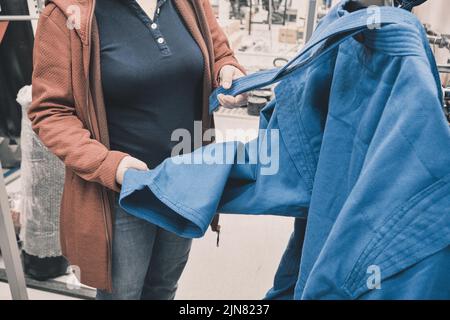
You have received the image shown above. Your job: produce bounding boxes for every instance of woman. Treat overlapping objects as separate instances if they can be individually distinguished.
[29,0,246,300]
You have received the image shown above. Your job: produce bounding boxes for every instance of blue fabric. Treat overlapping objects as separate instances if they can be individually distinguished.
[120,1,450,299]
[96,0,204,169]
[264,218,307,300]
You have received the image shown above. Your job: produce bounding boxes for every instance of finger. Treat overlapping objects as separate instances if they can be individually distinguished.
[220,95,236,107]
[133,159,149,171]
[235,94,248,106]
[232,69,245,80]
[221,95,241,107]
[140,163,149,171]
[219,93,246,108]
[218,94,234,107]
[218,94,226,106]
[220,67,234,89]
[116,172,124,185]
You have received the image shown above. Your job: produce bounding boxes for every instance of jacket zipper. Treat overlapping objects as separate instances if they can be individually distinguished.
[84,0,113,292]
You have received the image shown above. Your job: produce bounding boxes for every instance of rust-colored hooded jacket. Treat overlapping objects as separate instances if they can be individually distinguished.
[29,0,244,291]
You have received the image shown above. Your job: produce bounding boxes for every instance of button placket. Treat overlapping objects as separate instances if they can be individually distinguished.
[148,21,171,55]
[126,0,171,56]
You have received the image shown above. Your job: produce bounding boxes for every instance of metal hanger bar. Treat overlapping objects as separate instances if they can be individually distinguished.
[0,16,40,21]
[305,0,317,42]
[352,0,394,7]
[428,36,450,52]
[438,65,450,74]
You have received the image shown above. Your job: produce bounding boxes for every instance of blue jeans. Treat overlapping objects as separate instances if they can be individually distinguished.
[96,197,192,300]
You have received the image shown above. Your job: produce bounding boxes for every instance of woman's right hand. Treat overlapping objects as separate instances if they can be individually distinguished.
[115,156,149,185]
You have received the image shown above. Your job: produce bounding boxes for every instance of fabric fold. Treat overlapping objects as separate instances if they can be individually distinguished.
[120,1,450,299]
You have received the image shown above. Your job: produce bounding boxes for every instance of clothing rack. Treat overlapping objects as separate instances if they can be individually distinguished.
[438,65,450,74]
[305,0,317,42]
[0,0,43,34]
[0,16,39,21]
[0,162,28,300]
[428,35,450,52]
[0,0,44,300]
[247,0,275,35]
[444,87,450,123]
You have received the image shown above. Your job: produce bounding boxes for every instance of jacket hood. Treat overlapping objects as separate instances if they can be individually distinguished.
[45,0,93,45]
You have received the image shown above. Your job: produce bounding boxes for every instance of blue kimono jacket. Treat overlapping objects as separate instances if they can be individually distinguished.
[120,1,450,299]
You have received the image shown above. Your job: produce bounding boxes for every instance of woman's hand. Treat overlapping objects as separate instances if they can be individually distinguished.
[116,156,149,185]
[217,65,248,108]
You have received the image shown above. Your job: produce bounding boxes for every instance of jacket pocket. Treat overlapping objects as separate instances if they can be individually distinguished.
[342,174,450,299]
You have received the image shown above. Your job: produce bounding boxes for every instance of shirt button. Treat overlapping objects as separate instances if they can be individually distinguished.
[157,37,165,44]
[151,23,157,29]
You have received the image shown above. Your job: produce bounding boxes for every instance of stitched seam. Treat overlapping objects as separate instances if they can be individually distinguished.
[275,81,315,191]
[281,70,321,189]
[373,221,446,277]
[349,234,447,299]
[291,94,316,189]
[346,180,444,291]
[398,128,440,181]
[147,183,208,232]
[380,233,446,275]
[344,178,444,289]
[150,175,211,226]
[42,8,71,36]
[297,121,316,190]
[40,4,57,18]
[277,121,311,191]
[343,178,447,293]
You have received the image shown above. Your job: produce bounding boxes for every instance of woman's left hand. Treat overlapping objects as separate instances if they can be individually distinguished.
[217,65,248,108]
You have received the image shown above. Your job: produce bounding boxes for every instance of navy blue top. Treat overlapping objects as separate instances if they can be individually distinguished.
[95,0,204,168]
